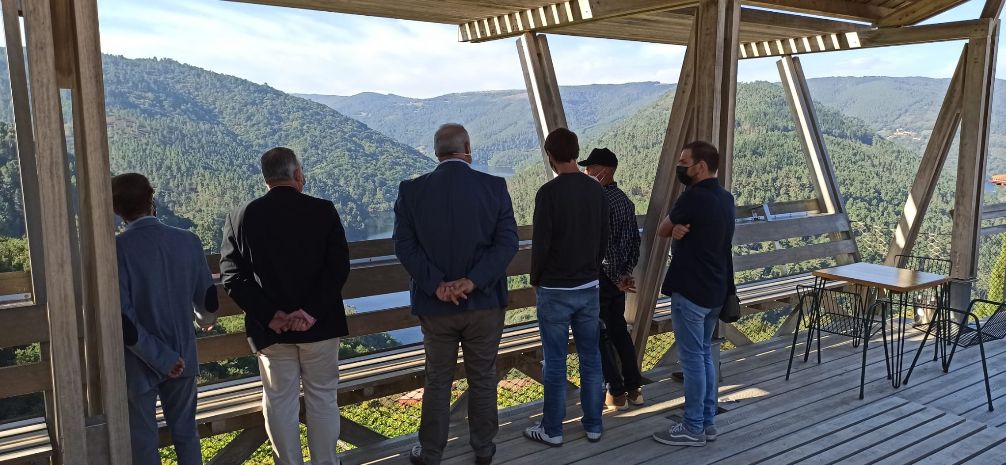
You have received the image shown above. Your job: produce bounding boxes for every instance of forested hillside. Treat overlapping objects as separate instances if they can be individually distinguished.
[299,82,671,168]
[0,51,435,247]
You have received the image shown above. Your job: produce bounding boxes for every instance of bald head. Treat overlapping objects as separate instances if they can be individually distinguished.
[434,123,471,159]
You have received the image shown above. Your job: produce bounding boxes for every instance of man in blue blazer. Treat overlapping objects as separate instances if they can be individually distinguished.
[395,123,519,465]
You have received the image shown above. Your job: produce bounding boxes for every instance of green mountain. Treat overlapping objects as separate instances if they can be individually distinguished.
[506,81,958,274]
[808,76,1006,173]
[0,52,435,246]
[298,82,671,169]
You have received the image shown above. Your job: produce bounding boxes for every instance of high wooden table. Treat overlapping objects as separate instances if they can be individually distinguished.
[811,263,951,395]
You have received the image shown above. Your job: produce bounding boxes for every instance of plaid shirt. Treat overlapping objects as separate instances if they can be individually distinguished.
[602,183,640,285]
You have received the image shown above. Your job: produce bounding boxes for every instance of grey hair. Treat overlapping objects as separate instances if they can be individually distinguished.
[434,123,470,156]
[260,147,300,182]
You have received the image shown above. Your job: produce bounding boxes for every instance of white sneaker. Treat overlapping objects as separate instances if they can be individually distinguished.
[524,423,563,447]
[586,430,602,443]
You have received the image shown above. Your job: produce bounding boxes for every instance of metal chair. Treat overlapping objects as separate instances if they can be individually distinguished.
[786,285,886,398]
[895,254,952,326]
[904,299,1004,412]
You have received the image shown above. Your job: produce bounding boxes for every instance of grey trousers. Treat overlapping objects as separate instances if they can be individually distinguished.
[418,309,505,464]
[128,376,201,465]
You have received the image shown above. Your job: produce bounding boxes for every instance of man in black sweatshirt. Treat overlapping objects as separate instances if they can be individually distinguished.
[524,128,609,446]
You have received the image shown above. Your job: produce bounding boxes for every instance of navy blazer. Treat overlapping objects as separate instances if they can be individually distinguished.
[394,160,519,316]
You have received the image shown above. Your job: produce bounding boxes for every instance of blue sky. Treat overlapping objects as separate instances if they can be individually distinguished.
[87,0,1005,98]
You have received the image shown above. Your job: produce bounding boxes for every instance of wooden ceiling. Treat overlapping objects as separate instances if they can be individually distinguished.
[232,0,973,45]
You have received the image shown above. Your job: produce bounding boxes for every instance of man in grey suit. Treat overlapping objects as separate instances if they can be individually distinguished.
[112,173,217,465]
[395,124,519,465]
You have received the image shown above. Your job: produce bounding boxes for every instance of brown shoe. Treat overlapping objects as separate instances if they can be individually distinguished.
[605,392,629,411]
[627,388,645,406]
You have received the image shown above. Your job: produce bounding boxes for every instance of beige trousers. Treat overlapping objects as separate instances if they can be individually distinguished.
[258,337,341,465]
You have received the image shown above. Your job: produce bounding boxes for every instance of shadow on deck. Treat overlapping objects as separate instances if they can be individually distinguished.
[345,327,1006,465]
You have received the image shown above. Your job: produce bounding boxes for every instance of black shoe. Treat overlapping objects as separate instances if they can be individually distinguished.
[475,443,496,465]
[410,445,427,465]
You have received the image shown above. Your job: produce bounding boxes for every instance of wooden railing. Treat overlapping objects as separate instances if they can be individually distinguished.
[0,202,839,405]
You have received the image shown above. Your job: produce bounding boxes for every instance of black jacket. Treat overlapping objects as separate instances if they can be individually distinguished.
[530,173,609,288]
[220,187,350,350]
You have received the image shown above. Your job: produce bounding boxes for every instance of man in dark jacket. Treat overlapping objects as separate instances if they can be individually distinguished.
[395,124,518,465]
[220,147,350,465]
[525,128,608,446]
[579,148,644,411]
[653,141,736,448]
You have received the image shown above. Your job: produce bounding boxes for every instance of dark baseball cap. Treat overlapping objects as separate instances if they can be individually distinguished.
[578,148,618,167]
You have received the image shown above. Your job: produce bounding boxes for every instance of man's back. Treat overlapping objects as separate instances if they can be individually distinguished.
[117,218,212,387]
[394,160,518,314]
[531,173,609,288]
[220,186,350,349]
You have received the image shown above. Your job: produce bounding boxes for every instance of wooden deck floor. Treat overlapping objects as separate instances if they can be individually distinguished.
[343,327,1006,465]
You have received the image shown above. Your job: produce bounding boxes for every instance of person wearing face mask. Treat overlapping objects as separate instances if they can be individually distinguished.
[652,141,736,448]
[578,148,644,411]
[220,147,350,465]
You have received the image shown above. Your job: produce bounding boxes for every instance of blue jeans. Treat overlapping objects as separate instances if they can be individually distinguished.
[671,293,720,434]
[536,286,604,437]
[128,376,200,465]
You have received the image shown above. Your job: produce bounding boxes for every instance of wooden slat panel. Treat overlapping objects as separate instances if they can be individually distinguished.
[982,202,1006,220]
[735,199,819,217]
[0,363,50,399]
[733,239,857,272]
[0,272,31,297]
[0,306,47,347]
[733,214,849,245]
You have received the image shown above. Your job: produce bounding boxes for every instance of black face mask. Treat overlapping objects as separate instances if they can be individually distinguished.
[676,165,693,186]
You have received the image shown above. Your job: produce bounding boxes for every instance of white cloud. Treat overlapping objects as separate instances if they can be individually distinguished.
[92,0,1003,98]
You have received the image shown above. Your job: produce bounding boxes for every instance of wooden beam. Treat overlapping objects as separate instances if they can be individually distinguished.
[739,20,990,60]
[2,0,46,306]
[983,0,1006,19]
[733,239,858,272]
[885,47,965,266]
[720,322,752,346]
[717,0,739,189]
[746,0,892,23]
[777,55,858,265]
[67,0,131,462]
[517,33,567,180]
[732,213,850,245]
[339,416,389,447]
[949,22,998,310]
[626,22,695,364]
[22,0,88,460]
[206,426,268,465]
[876,0,966,28]
[458,0,696,42]
[982,202,1006,220]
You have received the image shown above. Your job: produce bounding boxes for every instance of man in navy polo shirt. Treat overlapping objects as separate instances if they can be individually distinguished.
[652,141,736,447]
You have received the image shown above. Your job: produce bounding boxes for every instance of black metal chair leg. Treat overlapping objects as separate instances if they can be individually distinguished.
[860,318,871,400]
[979,336,994,412]
[905,315,936,385]
[816,324,822,364]
[881,310,891,381]
[803,310,816,362]
[786,309,803,381]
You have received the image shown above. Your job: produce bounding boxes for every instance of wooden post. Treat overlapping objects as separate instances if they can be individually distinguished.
[22,0,88,460]
[628,0,740,365]
[716,0,740,190]
[517,32,567,180]
[778,55,859,264]
[68,0,132,461]
[2,0,45,303]
[949,21,999,310]
[626,33,693,362]
[885,48,966,265]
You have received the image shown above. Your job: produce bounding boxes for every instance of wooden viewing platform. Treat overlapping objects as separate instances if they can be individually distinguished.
[345,326,1006,465]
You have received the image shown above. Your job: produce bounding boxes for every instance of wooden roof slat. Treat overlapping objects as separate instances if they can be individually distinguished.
[746,0,894,23]
[875,0,969,27]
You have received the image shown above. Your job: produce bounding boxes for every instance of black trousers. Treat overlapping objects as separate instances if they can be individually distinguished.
[598,275,643,395]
